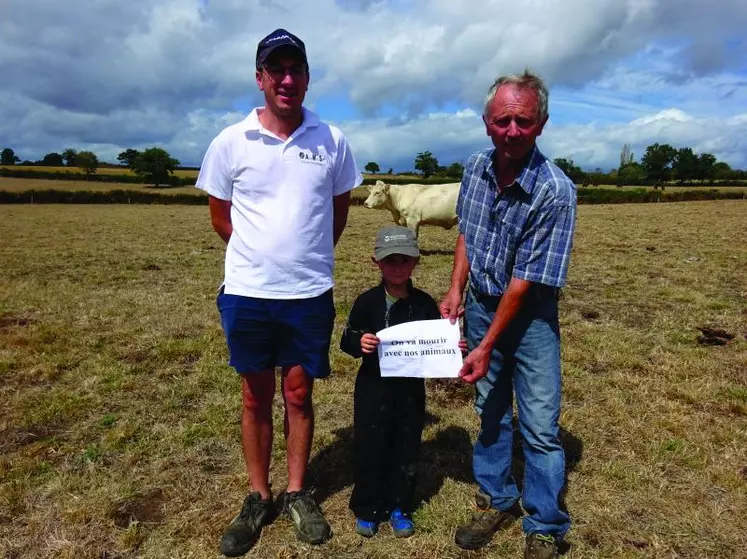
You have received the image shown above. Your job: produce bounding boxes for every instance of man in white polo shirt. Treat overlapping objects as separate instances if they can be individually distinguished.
[196,28,362,556]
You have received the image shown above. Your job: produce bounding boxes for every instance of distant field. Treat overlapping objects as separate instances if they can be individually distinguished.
[0,177,200,196]
[590,183,747,193]
[0,165,199,178]
[0,166,417,182]
[0,177,369,201]
[2,167,745,193]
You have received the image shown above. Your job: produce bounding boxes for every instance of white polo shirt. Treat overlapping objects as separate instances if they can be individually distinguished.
[196,107,362,299]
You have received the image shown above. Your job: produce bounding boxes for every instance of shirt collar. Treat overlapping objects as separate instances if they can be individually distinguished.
[242,106,320,134]
[483,145,544,194]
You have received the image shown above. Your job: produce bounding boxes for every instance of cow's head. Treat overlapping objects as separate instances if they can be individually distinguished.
[363,180,390,209]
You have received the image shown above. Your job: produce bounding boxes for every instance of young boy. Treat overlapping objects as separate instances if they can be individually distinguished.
[340,225,442,538]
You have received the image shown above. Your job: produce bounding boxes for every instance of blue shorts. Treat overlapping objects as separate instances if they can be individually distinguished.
[217,288,335,379]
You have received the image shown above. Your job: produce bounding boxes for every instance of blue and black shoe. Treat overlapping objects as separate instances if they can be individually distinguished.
[355,518,379,537]
[389,509,415,538]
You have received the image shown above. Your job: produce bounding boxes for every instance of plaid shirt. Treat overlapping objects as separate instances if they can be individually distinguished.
[456,146,577,296]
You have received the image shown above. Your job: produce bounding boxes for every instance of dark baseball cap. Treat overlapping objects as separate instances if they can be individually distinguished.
[256,28,307,70]
[374,226,420,261]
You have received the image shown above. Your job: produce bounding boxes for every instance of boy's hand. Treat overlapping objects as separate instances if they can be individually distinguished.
[361,333,380,354]
[458,338,468,356]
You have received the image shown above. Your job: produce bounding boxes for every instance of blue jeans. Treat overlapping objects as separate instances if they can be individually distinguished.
[465,287,570,538]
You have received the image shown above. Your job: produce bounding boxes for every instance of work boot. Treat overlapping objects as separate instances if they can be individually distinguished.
[454,490,520,550]
[524,533,559,559]
[219,492,274,557]
[281,489,332,544]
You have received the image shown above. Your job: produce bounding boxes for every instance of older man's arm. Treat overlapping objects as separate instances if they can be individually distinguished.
[458,276,533,384]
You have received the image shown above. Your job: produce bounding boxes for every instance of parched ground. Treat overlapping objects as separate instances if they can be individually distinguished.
[1,201,745,558]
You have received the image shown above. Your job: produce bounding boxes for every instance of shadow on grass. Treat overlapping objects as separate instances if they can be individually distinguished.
[306,426,355,504]
[305,416,474,507]
[416,422,474,505]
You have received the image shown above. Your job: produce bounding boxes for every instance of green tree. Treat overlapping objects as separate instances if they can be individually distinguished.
[673,147,699,183]
[712,161,732,181]
[618,162,646,186]
[364,161,380,174]
[697,153,717,184]
[387,167,393,175]
[117,149,140,168]
[40,152,64,166]
[131,147,180,187]
[1,148,20,165]
[75,151,99,175]
[445,162,464,179]
[641,143,677,185]
[62,148,78,166]
[553,157,586,183]
[414,151,439,178]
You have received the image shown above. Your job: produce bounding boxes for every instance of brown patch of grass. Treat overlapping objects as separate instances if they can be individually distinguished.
[1,201,746,558]
[110,488,166,528]
[0,313,38,330]
[0,424,62,453]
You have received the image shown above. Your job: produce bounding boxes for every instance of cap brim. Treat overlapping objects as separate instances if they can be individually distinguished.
[374,246,420,261]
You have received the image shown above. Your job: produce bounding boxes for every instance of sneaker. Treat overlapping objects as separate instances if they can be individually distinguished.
[281,489,332,544]
[524,533,559,559]
[454,492,520,550]
[219,492,274,557]
[355,518,379,537]
[389,509,415,538]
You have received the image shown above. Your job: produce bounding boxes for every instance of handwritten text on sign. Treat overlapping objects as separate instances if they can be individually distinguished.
[376,319,462,378]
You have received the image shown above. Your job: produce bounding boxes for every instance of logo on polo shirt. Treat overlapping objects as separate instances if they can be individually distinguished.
[298,150,326,165]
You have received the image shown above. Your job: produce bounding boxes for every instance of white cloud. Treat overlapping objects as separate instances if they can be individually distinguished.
[0,0,745,169]
[345,107,747,172]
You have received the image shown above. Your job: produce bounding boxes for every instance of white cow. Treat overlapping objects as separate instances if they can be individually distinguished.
[363,180,460,238]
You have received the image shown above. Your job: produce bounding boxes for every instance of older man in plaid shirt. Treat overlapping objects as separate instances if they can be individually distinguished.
[440,71,576,559]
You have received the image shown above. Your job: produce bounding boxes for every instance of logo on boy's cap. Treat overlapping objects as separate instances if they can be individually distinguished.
[256,28,308,69]
[374,226,420,261]
[384,234,408,242]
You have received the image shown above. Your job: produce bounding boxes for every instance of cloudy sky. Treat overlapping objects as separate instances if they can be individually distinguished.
[2,0,746,172]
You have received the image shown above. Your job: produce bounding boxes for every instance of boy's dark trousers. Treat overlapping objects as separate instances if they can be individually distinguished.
[349,372,425,521]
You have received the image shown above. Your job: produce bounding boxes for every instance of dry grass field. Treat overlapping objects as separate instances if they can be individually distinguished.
[0,166,200,179]
[0,178,200,196]
[1,201,746,558]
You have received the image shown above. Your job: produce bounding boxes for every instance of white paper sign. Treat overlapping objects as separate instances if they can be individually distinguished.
[376,319,462,378]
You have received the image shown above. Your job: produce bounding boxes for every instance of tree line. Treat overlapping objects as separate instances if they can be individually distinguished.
[1,147,180,187]
[552,143,745,187]
[5,142,746,187]
[365,151,464,180]
[363,144,745,186]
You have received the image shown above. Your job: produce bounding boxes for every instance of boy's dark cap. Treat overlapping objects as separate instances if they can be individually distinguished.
[374,226,420,261]
[256,28,307,70]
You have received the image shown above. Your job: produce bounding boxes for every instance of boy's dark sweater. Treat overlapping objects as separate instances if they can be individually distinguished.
[340,279,441,377]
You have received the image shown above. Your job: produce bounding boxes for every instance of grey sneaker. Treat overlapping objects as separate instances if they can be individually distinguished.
[524,533,559,559]
[454,491,521,550]
[219,492,274,557]
[281,489,332,544]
